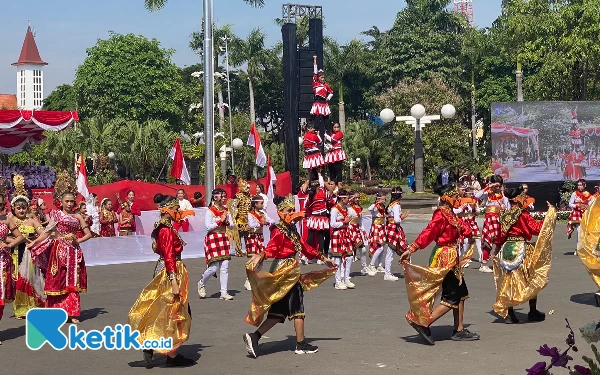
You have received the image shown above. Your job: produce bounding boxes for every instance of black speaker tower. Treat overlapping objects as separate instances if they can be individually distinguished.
[281,4,324,190]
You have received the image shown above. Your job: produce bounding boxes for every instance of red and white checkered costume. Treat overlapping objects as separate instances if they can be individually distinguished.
[305,186,330,231]
[310,65,333,116]
[475,188,509,250]
[567,190,592,235]
[455,196,480,238]
[330,204,353,257]
[347,204,365,249]
[324,131,347,164]
[302,132,325,169]
[385,200,408,253]
[204,205,232,265]
[368,202,387,255]
[246,210,274,256]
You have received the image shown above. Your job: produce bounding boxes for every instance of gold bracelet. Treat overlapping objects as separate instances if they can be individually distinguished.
[35,226,44,231]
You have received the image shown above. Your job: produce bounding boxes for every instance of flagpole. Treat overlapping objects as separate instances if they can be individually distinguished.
[203,0,216,198]
[155,155,170,183]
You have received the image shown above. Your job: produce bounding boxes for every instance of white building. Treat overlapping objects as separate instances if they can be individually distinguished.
[11,25,47,110]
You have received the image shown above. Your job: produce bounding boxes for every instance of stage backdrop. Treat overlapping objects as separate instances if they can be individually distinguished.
[491,101,600,183]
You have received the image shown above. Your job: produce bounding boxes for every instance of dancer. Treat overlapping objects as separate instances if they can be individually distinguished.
[475,175,509,273]
[305,176,330,258]
[117,190,141,234]
[310,55,334,140]
[99,198,118,237]
[198,188,234,300]
[324,123,347,187]
[455,187,482,266]
[231,179,252,257]
[172,189,195,233]
[243,195,275,291]
[567,179,591,252]
[367,193,387,274]
[128,194,195,368]
[399,182,479,345]
[28,171,92,324]
[520,184,535,211]
[384,187,409,280]
[243,195,336,358]
[303,123,325,182]
[118,201,135,236]
[493,187,557,324]
[348,192,375,276]
[330,190,354,290]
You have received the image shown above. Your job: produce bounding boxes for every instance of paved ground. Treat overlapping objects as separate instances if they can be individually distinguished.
[1,218,598,375]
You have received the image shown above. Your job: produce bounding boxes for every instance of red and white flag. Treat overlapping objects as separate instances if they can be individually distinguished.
[169,138,191,185]
[266,156,277,200]
[247,122,267,167]
[75,154,90,199]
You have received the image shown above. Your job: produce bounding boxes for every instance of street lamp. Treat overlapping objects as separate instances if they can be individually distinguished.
[349,157,361,182]
[380,104,456,193]
[221,35,235,172]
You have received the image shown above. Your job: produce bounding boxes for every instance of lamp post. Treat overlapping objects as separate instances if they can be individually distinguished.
[221,35,235,172]
[349,157,360,183]
[231,138,243,174]
[380,104,456,193]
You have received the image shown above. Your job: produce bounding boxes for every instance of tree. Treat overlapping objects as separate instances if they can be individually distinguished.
[43,84,77,111]
[144,0,264,10]
[73,32,187,128]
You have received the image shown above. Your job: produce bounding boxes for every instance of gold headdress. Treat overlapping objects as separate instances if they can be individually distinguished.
[238,178,249,192]
[10,174,30,206]
[277,194,295,212]
[53,170,77,200]
[158,199,179,210]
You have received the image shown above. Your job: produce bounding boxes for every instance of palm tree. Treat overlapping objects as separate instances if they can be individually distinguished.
[144,0,264,11]
[345,121,383,181]
[229,28,269,125]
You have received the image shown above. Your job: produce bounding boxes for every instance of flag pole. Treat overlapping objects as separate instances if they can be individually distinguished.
[155,154,171,183]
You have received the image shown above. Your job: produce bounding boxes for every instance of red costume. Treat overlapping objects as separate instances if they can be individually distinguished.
[99,210,118,237]
[204,205,231,265]
[347,204,365,250]
[368,202,387,254]
[310,66,333,117]
[117,201,141,233]
[567,190,591,236]
[329,204,352,257]
[302,132,325,169]
[0,222,14,321]
[305,187,329,230]
[386,200,408,253]
[497,210,544,246]
[246,210,268,256]
[324,131,347,163]
[263,225,321,260]
[457,196,480,238]
[152,222,184,274]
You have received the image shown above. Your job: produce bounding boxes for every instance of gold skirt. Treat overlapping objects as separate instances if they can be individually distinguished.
[492,207,556,318]
[128,261,191,354]
[578,200,600,289]
[244,258,335,326]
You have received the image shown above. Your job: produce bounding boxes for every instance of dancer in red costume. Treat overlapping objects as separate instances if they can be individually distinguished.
[367,193,388,274]
[454,187,482,266]
[567,179,592,253]
[324,123,347,187]
[29,171,92,324]
[302,123,325,182]
[330,190,354,290]
[383,187,409,281]
[310,55,334,140]
[243,195,275,291]
[348,192,375,276]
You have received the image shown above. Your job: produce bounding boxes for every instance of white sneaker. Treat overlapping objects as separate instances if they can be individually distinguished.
[244,280,251,291]
[300,257,308,265]
[317,260,324,265]
[344,280,355,289]
[366,265,378,276]
[198,283,206,298]
[220,293,234,300]
[360,267,368,275]
[463,261,471,268]
[376,266,385,273]
[478,265,493,273]
[384,274,399,281]
[334,282,347,290]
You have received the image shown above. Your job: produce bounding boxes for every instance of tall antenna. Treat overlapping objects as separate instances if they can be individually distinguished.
[453,0,474,28]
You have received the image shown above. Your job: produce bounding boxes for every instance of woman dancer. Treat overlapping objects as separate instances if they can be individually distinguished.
[330,190,354,290]
[384,187,409,281]
[492,187,556,324]
[29,171,92,324]
[198,188,234,301]
[128,194,195,368]
[576,193,600,305]
[243,195,336,358]
[302,123,325,182]
[310,55,334,139]
[77,202,93,239]
[455,187,482,266]
[399,182,479,345]
[117,190,141,234]
[173,189,195,233]
[324,123,347,187]
[243,195,274,291]
[99,198,118,237]
[305,176,330,257]
[118,201,134,236]
[10,175,45,318]
[367,193,391,277]
[567,179,591,252]
[348,192,375,276]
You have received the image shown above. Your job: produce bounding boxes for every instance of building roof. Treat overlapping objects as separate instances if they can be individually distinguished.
[0,95,18,110]
[12,26,47,66]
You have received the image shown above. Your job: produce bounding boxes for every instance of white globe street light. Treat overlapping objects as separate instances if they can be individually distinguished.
[379,108,395,124]
[232,138,244,150]
[410,104,426,119]
[108,152,115,159]
[356,158,361,162]
[441,104,456,119]
[298,136,304,144]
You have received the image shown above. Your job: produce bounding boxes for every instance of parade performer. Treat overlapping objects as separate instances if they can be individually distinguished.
[231,179,252,257]
[117,190,141,234]
[28,171,92,324]
[128,194,195,368]
[310,55,334,139]
[243,195,336,358]
[520,184,535,211]
[576,191,600,305]
[330,190,354,290]
[305,176,330,257]
[384,187,409,281]
[118,201,135,236]
[399,182,479,345]
[567,179,592,250]
[324,123,347,186]
[368,193,388,274]
[348,192,375,276]
[0,177,25,326]
[492,187,556,324]
[475,175,509,273]
[173,189,195,233]
[10,175,45,318]
[198,188,234,301]
[302,123,325,182]
[99,198,118,237]
[243,195,275,291]
[455,187,482,265]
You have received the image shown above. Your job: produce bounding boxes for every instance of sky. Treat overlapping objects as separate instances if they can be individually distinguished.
[0,0,502,96]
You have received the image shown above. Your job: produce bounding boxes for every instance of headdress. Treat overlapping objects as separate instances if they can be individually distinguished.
[100,198,111,208]
[10,174,30,206]
[53,170,77,200]
[276,194,295,212]
[511,192,528,207]
[158,199,179,210]
[238,178,249,193]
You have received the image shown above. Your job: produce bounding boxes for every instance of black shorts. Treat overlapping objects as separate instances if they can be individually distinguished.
[267,282,305,322]
[441,272,469,308]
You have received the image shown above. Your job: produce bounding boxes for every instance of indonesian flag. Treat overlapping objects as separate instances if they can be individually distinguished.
[247,122,267,167]
[266,156,277,200]
[75,154,90,199]
[169,138,191,185]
